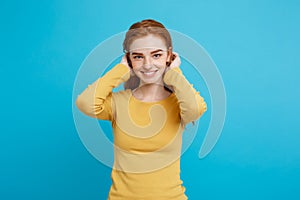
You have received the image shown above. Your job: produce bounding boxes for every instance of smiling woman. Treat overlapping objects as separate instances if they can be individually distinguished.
[126,39,172,102]
[75,19,207,200]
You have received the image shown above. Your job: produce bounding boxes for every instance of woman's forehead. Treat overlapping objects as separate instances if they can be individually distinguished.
[129,35,167,52]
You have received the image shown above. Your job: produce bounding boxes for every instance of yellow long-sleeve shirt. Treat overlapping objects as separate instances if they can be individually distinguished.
[76,64,207,200]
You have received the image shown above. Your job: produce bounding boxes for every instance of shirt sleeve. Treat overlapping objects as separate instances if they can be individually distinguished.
[163,67,207,125]
[75,64,131,121]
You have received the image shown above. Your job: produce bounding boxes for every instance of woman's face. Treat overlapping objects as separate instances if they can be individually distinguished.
[128,34,170,86]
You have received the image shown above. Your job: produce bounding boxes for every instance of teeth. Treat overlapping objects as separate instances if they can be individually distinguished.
[143,70,157,75]
[144,71,155,74]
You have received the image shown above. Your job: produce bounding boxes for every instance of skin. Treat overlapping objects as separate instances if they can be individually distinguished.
[121,34,181,102]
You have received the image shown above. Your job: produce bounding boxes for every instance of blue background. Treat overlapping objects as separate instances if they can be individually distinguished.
[1,0,299,199]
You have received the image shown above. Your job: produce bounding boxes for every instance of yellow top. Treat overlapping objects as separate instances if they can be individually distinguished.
[76,64,207,200]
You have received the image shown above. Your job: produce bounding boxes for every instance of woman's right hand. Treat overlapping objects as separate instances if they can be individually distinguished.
[165,52,181,73]
[121,55,135,76]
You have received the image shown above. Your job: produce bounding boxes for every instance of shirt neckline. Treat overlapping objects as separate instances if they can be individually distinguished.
[130,90,175,104]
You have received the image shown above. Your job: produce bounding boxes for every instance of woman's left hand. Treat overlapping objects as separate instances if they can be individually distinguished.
[166,52,181,72]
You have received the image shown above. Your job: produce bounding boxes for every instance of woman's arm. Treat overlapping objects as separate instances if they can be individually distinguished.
[76,63,131,121]
[163,53,207,125]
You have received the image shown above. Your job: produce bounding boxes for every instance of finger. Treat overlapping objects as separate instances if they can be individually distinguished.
[121,55,127,62]
[172,52,179,56]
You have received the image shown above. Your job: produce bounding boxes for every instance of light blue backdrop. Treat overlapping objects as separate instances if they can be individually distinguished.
[1,0,299,199]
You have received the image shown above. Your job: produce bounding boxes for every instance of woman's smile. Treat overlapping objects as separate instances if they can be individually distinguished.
[141,69,159,77]
[128,34,171,85]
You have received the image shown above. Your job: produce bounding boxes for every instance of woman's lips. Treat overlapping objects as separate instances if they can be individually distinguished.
[141,70,158,77]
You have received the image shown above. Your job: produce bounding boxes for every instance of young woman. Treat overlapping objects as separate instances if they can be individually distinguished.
[76,19,207,200]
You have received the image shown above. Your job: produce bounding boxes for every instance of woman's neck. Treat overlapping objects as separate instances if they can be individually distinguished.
[133,83,171,102]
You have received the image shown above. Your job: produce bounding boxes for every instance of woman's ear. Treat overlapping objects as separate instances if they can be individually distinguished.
[166,47,173,66]
[126,53,133,68]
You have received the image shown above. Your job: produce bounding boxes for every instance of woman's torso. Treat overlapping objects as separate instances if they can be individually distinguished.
[108,89,188,200]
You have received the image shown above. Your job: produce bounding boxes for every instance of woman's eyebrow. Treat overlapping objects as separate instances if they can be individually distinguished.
[131,52,143,55]
[130,49,164,55]
[150,49,163,54]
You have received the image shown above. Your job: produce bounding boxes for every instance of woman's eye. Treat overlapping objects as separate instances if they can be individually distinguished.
[153,54,162,58]
[133,55,143,60]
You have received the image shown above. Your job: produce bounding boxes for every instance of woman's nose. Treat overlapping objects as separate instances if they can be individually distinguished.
[143,56,152,66]
[142,63,152,70]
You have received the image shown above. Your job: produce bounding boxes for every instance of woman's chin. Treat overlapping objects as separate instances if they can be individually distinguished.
[139,78,163,86]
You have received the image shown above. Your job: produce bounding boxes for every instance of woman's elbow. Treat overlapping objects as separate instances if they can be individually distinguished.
[189,99,207,122]
[76,96,84,111]
[75,95,95,117]
[199,101,207,117]
[76,95,109,119]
